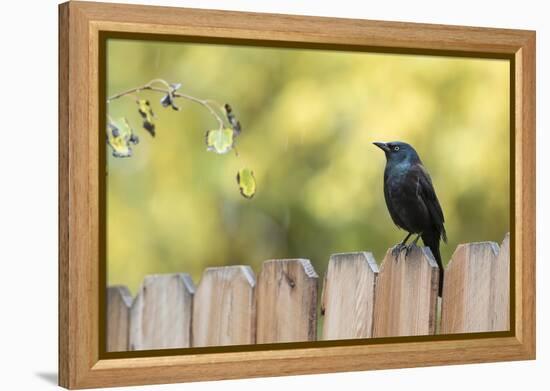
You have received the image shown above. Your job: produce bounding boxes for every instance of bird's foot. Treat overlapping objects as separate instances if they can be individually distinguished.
[404,242,418,257]
[391,243,407,261]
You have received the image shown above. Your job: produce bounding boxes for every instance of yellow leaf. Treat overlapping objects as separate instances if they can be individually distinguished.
[236,168,256,198]
[205,128,234,154]
[107,118,139,158]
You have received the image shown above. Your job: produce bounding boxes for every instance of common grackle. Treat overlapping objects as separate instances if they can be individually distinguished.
[373,141,447,296]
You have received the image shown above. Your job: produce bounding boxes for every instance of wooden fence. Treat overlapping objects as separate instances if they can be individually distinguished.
[106,233,510,351]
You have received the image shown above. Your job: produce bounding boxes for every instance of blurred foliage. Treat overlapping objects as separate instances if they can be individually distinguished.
[106,39,510,294]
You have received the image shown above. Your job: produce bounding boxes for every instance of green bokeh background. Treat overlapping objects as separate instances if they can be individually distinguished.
[106,39,510,294]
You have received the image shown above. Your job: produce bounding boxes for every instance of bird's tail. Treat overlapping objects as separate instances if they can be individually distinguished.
[421,232,444,297]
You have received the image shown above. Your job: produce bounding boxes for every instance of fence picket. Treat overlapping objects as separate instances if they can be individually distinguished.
[322,252,379,340]
[492,233,510,331]
[192,266,256,347]
[256,259,318,343]
[373,246,439,337]
[106,285,133,352]
[129,273,195,350]
[441,236,509,334]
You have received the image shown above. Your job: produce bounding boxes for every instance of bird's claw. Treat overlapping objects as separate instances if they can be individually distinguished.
[391,243,407,261]
[392,242,417,261]
[404,243,416,257]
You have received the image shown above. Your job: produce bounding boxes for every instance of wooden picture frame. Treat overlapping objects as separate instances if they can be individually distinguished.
[58,1,536,389]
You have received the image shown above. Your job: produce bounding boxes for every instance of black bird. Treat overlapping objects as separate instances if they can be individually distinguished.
[373,141,447,296]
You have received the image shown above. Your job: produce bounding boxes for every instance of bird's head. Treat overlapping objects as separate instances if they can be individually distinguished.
[373,141,421,164]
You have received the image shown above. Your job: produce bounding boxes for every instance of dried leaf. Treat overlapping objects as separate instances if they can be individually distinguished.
[236,168,256,199]
[205,128,235,154]
[160,94,179,111]
[137,99,156,136]
[224,103,241,134]
[107,118,139,158]
[160,83,181,111]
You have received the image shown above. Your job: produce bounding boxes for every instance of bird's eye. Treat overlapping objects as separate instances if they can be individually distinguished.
[393,146,400,151]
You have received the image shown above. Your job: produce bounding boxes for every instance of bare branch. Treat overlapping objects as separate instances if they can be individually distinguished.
[107,79,226,130]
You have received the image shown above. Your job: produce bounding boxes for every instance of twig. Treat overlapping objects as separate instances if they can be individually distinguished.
[107,79,226,130]
[173,92,225,129]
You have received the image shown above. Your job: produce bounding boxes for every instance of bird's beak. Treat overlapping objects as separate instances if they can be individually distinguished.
[373,142,390,152]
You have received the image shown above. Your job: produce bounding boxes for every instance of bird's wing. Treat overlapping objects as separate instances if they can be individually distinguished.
[383,171,408,230]
[415,164,447,242]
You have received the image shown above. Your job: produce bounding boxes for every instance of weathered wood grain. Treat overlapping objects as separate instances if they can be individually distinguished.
[373,246,439,337]
[129,274,195,350]
[441,234,510,334]
[322,252,379,340]
[256,259,318,343]
[106,286,133,352]
[192,266,256,347]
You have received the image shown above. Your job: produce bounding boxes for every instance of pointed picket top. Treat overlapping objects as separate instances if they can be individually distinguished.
[256,259,319,343]
[441,234,509,334]
[192,265,256,347]
[373,246,439,337]
[129,273,195,350]
[322,252,379,340]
